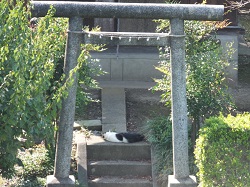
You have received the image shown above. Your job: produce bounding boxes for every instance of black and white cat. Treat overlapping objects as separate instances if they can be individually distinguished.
[103,131,144,143]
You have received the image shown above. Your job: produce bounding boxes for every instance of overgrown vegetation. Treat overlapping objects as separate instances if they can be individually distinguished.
[195,113,250,187]
[0,0,103,179]
[153,18,235,146]
[17,145,53,182]
[143,117,172,174]
[0,0,65,177]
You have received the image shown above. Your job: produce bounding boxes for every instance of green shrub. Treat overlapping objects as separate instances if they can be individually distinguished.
[195,113,250,187]
[3,177,46,187]
[144,116,173,174]
[0,145,50,187]
[9,144,52,187]
[0,0,103,178]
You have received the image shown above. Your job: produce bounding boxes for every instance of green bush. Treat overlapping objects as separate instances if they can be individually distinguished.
[144,117,173,174]
[0,0,103,178]
[195,113,250,187]
[3,177,46,187]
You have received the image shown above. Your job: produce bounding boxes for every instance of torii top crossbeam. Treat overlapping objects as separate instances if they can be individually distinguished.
[31,1,223,21]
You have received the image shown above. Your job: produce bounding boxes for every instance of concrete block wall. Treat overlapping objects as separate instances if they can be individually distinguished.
[90,47,163,83]
[90,40,239,88]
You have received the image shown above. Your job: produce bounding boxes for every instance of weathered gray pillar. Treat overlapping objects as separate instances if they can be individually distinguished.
[168,18,197,187]
[170,18,189,179]
[47,16,83,187]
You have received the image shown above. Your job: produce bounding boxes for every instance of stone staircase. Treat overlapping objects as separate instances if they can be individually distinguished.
[76,134,153,187]
[75,83,156,186]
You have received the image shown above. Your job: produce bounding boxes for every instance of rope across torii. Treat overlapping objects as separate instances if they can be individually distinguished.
[31,1,224,186]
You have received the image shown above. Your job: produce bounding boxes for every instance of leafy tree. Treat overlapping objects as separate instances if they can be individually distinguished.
[0,0,103,178]
[153,19,235,146]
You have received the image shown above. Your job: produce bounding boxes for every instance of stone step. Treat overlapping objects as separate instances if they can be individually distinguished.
[77,134,153,187]
[88,176,153,187]
[74,120,102,131]
[87,141,151,161]
[88,160,152,177]
[98,80,156,89]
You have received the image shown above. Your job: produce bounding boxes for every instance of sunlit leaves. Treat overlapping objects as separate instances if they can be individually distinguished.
[195,113,250,187]
[0,0,104,178]
[154,19,235,123]
[0,0,67,178]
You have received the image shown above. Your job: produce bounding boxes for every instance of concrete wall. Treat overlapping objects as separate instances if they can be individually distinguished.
[90,47,163,84]
[90,34,239,89]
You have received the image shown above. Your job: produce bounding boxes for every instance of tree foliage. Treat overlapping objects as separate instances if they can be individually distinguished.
[154,19,235,143]
[0,0,103,178]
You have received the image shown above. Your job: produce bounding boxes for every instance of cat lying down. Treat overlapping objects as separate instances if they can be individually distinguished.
[103,131,144,143]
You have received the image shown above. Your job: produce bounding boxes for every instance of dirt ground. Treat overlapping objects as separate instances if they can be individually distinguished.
[125,89,170,132]
[75,88,170,132]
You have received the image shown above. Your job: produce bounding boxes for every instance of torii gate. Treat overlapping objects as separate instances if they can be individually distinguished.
[31,1,224,187]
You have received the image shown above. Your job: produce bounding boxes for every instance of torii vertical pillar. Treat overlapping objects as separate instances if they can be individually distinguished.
[168,18,197,187]
[47,16,83,187]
